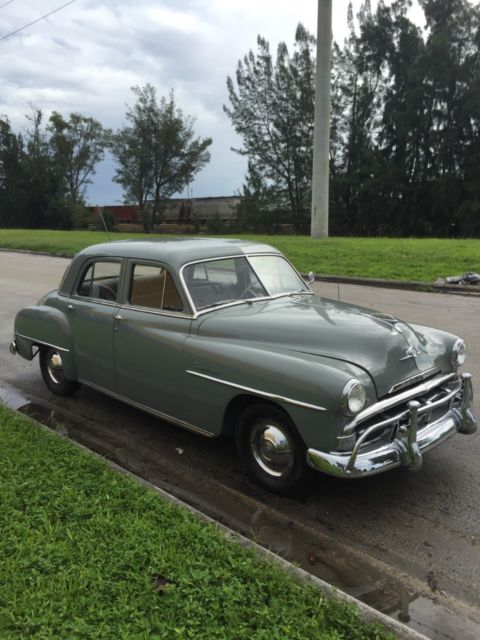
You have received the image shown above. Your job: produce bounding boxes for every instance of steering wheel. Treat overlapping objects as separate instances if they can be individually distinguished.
[238,284,258,299]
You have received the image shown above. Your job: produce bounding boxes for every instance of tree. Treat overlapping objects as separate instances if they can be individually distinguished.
[1,108,107,229]
[226,1,480,238]
[110,84,212,229]
[48,112,107,206]
[235,161,285,233]
[329,1,386,234]
[0,117,26,227]
[23,109,67,229]
[225,24,316,232]
[415,0,480,235]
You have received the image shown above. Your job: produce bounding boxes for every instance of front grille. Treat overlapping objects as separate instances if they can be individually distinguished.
[355,377,462,450]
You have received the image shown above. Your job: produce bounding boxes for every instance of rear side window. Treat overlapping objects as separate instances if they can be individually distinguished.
[77,261,121,302]
[129,264,184,312]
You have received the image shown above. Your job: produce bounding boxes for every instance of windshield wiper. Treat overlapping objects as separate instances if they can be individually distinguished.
[198,299,240,310]
[289,289,313,296]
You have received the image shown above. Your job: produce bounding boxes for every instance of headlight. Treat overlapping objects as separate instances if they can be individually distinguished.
[341,379,366,415]
[451,338,467,367]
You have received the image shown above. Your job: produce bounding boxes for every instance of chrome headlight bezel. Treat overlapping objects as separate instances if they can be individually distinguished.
[451,338,467,368]
[341,379,366,416]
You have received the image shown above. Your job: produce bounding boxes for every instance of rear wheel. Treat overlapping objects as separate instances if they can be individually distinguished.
[40,347,79,396]
[235,402,312,495]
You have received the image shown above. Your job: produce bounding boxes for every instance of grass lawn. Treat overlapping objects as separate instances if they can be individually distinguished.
[1,228,479,281]
[0,406,392,640]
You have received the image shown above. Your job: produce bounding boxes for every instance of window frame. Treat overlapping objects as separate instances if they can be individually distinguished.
[71,257,123,305]
[180,252,313,317]
[122,259,192,318]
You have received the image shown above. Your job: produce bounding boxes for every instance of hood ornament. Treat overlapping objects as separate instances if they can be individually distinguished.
[400,345,419,361]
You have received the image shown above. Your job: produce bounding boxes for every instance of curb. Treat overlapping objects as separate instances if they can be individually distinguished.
[10,404,427,640]
[310,273,480,297]
[2,248,478,297]
[101,458,430,640]
[0,248,73,259]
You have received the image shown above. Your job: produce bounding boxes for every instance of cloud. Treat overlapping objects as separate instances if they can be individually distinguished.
[0,0,424,204]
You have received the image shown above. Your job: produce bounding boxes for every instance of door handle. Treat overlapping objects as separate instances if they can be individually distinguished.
[67,304,75,310]
[114,314,125,321]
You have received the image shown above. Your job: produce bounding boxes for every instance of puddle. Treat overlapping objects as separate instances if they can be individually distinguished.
[2,385,480,640]
[19,400,70,436]
[0,380,31,410]
[395,597,480,640]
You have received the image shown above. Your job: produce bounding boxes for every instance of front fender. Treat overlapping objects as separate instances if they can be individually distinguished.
[182,337,376,450]
[13,305,77,379]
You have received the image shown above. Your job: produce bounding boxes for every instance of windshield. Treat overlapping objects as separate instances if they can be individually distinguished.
[183,255,309,310]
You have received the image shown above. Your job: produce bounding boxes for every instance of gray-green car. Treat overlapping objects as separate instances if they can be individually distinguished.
[10,238,477,494]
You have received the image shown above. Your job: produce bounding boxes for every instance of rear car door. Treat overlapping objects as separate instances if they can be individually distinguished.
[114,260,192,420]
[67,258,122,391]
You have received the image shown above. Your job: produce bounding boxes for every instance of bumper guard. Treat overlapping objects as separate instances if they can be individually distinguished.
[307,373,477,479]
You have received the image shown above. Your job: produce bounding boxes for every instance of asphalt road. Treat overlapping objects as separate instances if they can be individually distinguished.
[1,251,479,633]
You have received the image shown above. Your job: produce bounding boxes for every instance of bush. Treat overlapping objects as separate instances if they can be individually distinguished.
[205,214,227,234]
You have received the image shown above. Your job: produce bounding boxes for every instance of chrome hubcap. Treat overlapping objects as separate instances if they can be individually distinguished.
[47,351,64,385]
[250,420,294,478]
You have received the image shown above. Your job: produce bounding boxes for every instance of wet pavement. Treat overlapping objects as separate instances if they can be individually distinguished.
[1,251,480,639]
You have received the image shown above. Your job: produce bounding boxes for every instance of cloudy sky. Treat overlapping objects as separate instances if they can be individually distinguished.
[0,0,424,205]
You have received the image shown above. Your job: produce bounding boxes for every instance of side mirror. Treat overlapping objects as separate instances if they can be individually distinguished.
[306,271,315,284]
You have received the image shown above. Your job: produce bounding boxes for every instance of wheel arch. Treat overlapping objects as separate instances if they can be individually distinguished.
[222,393,298,439]
[14,305,77,379]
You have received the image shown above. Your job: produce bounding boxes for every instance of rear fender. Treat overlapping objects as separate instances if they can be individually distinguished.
[13,306,77,379]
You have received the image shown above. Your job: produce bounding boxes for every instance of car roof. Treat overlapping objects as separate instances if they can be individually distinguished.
[78,237,280,267]
[61,237,282,293]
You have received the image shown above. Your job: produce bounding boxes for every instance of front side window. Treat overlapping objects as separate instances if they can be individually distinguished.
[77,261,121,301]
[129,264,184,312]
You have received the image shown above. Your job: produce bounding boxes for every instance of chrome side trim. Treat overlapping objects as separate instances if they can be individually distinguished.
[388,367,439,394]
[186,370,327,412]
[15,332,70,353]
[62,281,194,320]
[78,379,215,438]
[69,295,119,308]
[343,372,457,435]
[118,304,193,320]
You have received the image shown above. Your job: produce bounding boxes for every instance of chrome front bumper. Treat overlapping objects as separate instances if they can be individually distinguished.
[307,373,477,479]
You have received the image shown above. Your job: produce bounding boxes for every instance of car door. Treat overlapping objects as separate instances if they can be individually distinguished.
[114,260,192,420]
[67,258,122,391]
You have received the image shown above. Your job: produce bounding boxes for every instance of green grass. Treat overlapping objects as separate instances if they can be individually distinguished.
[0,406,392,640]
[1,228,479,281]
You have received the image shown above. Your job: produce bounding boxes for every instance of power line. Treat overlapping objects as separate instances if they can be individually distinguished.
[0,1,17,10]
[0,0,79,42]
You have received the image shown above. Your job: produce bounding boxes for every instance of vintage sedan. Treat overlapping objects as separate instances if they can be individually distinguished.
[10,238,477,494]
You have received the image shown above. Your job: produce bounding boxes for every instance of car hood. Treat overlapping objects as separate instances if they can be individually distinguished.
[196,294,453,398]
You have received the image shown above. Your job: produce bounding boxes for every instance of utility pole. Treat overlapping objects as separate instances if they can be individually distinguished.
[311,0,332,238]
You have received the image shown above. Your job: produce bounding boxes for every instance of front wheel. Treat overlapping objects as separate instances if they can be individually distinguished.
[40,347,80,396]
[235,403,312,495]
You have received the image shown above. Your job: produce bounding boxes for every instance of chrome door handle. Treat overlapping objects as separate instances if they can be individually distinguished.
[114,314,124,321]
[67,304,75,310]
